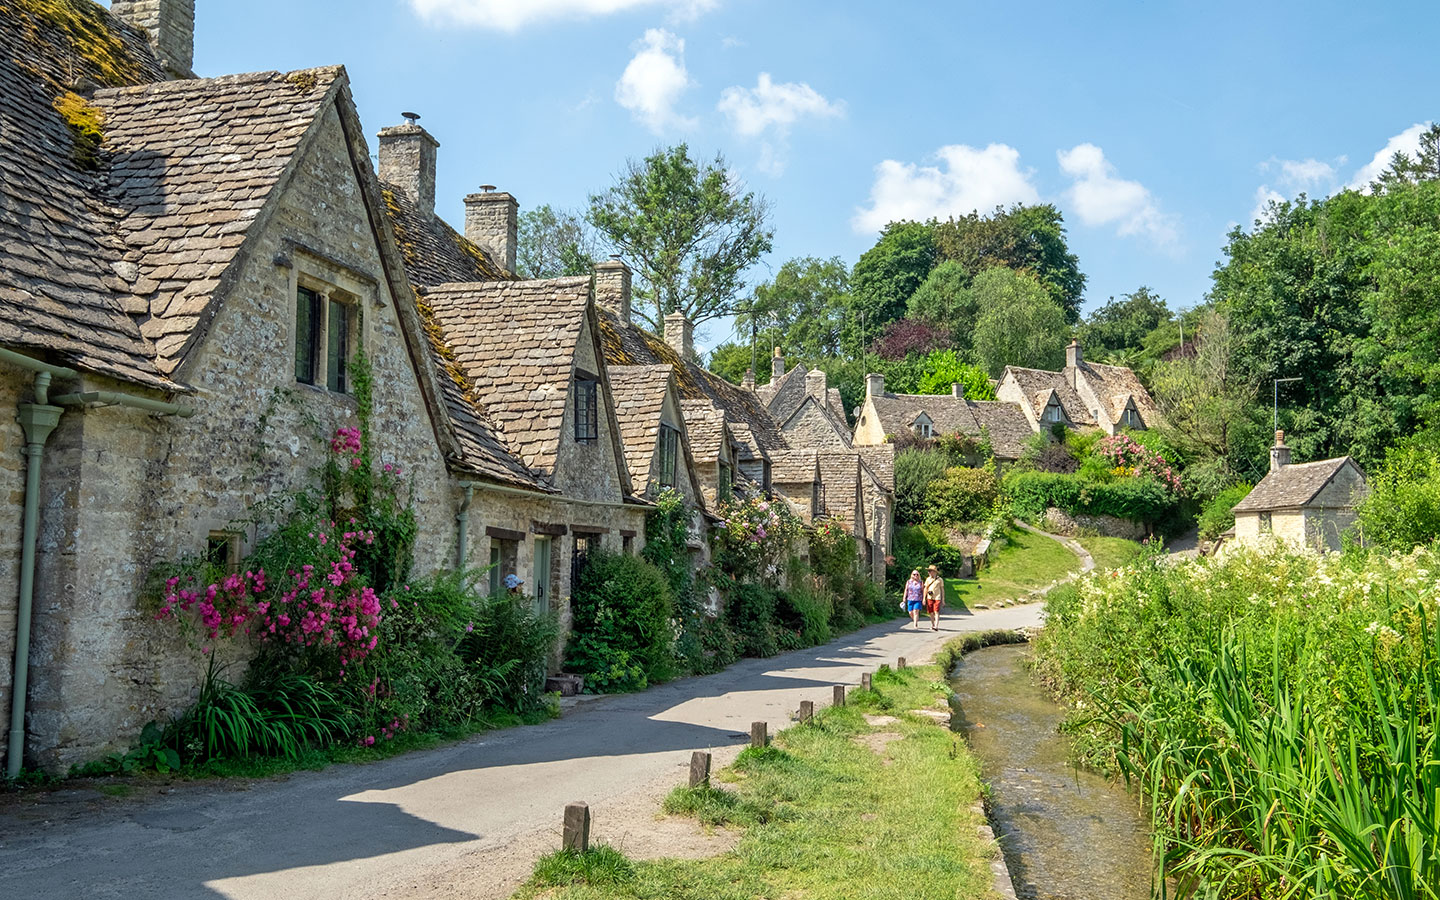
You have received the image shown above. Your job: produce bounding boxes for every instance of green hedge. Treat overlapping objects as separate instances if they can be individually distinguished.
[1004,470,1176,523]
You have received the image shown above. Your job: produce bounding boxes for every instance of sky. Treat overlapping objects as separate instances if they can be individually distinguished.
[124,0,1440,353]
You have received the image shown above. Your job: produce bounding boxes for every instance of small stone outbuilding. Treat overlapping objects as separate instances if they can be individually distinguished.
[1228,431,1369,553]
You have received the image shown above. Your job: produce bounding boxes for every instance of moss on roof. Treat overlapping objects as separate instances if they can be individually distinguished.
[11,0,142,87]
[52,88,103,168]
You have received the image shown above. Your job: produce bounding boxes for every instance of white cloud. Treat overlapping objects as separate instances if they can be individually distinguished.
[1348,122,1433,191]
[851,144,1039,233]
[1057,143,1178,246]
[1249,185,1286,228]
[1275,157,1337,188]
[614,29,696,134]
[718,73,844,175]
[407,0,717,31]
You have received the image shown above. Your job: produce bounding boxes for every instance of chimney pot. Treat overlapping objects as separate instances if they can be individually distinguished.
[1066,339,1083,370]
[1270,430,1292,472]
[805,369,827,401]
[112,0,195,78]
[401,111,421,124]
[593,258,632,325]
[377,119,440,216]
[665,312,695,361]
[464,190,519,274]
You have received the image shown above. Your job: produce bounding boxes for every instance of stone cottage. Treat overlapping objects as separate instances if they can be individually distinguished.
[996,340,1161,435]
[852,373,1032,462]
[1226,431,1369,553]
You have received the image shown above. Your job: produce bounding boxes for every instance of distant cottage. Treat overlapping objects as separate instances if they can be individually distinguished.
[1226,431,1369,554]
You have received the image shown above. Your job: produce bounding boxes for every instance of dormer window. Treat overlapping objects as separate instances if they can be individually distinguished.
[1041,396,1066,425]
[1120,401,1143,429]
[657,424,679,487]
[574,373,599,443]
[912,413,934,439]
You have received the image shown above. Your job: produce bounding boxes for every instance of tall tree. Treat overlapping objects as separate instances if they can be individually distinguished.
[970,268,1069,376]
[845,221,937,349]
[931,204,1086,322]
[905,260,978,352]
[1151,308,1263,476]
[515,204,600,279]
[1371,123,1440,190]
[1078,287,1172,359]
[587,144,773,329]
[739,256,850,362]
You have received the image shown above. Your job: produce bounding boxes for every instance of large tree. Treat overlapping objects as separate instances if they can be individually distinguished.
[515,204,600,279]
[739,256,850,363]
[905,260,978,352]
[587,144,773,329]
[845,221,937,349]
[1078,286,1172,359]
[970,268,1069,376]
[931,204,1085,322]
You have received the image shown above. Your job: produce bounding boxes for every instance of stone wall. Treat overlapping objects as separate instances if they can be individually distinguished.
[0,363,28,765]
[1041,507,1149,541]
[781,401,850,449]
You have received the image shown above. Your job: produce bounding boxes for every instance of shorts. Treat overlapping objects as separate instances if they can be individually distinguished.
[905,599,923,612]
[923,599,942,614]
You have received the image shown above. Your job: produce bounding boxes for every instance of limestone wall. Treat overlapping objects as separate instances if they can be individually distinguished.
[0,363,29,765]
[551,316,627,505]
[781,402,850,449]
[1041,507,1148,541]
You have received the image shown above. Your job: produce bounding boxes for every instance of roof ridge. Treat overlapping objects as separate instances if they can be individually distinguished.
[93,66,344,97]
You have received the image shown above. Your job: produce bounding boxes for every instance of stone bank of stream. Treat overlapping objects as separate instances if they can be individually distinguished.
[949,643,1155,900]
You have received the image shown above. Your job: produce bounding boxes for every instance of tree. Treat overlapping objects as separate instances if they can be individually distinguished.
[1150,309,1263,475]
[706,342,756,385]
[931,204,1085,322]
[740,256,850,361]
[846,221,937,348]
[906,260,978,351]
[870,318,949,361]
[1371,123,1440,190]
[587,144,773,329]
[970,268,1068,376]
[515,204,601,279]
[914,350,994,399]
[1078,287,1172,359]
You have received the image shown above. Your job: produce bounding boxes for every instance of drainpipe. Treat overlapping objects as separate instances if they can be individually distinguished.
[456,483,476,568]
[51,391,194,418]
[3,351,74,780]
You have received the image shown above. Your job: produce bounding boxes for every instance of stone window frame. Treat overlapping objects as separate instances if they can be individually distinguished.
[206,530,242,574]
[657,423,680,487]
[573,370,599,444]
[289,249,376,397]
[1259,511,1273,535]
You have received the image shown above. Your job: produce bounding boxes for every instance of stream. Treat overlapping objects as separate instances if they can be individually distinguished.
[949,643,1155,900]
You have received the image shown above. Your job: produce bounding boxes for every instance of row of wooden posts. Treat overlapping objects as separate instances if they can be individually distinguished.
[560,656,908,852]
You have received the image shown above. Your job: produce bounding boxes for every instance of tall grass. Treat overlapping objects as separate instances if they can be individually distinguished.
[1035,542,1440,899]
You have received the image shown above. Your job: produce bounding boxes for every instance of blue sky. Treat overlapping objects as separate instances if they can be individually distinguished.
[144,0,1437,352]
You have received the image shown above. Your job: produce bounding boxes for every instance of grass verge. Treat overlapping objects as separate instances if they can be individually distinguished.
[945,526,1080,610]
[515,643,1010,900]
[1073,535,1143,571]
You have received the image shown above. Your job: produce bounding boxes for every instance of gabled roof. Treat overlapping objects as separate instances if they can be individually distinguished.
[762,363,810,422]
[728,420,767,465]
[679,399,729,464]
[425,277,591,478]
[607,363,705,504]
[380,187,507,286]
[867,390,980,438]
[769,448,819,484]
[780,393,854,448]
[1077,361,1161,426]
[855,444,896,493]
[969,401,1033,460]
[1231,457,1366,513]
[1003,366,1097,427]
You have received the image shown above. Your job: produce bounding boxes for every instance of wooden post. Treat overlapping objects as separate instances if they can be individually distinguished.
[750,721,768,748]
[861,672,872,691]
[689,750,711,787]
[799,700,814,723]
[897,657,907,670]
[563,801,590,852]
[833,684,846,707]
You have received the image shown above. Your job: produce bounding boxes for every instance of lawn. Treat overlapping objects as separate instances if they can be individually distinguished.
[944,527,1081,610]
[1074,536,1143,572]
[513,654,1004,900]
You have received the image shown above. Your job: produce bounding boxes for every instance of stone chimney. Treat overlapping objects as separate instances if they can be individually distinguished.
[1270,430,1291,472]
[464,188,518,274]
[112,0,194,78]
[377,115,439,216]
[664,312,694,361]
[593,257,631,324]
[865,373,885,397]
[771,347,785,379]
[951,382,965,399]
[1066,339,1083,370]
[742,368,755,391]
[805,369,827,401]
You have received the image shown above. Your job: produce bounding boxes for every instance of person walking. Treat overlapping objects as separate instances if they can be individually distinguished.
[901,569,924,629]
[923,564,945,631]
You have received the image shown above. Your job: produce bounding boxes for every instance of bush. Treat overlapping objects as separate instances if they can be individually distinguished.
[565,551,675,692]
[726,582,780,657]
[890,525,966,590]
[895,448,949,526]
[1004,470,1177,523]
[778,578,833,646]
[1356,440,1440,550]
[923,465,999,526]
[1197,483,1252,541]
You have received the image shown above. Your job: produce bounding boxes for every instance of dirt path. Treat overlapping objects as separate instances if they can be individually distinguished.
[0,604,1043,900]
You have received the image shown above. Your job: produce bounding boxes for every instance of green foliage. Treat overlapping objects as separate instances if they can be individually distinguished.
[847,221,937,339]
[706,341,760,385]
[1076,287,1172,359]
[890,525,966,591]
[1197,483,1252,541]
[970,268,1069,376]
[1356,438,1440,550]
[1033,543,1440,897]
[895,448,949,526]
[663,784,769,826]
[566,550,675,692]
[923,466,999,527]
[712,496,802,585]
[587,144,773,329]
[71,722,180,777]
[931,203,1085,322]
[905,260,977,349]
[726,582,780,657]
[913,351,993,398]
[1004,469,1177,524]
[530,845,636,888]
[515,204,600,279]
[740,256,851,360]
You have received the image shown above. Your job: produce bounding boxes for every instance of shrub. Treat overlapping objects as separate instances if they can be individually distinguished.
[1004,470,1177,523]
[726,582,780,657]
[565,550,675,692]
[1197,483,1252,541]
[712,496,803,585]
[923,465,999,526]
[1356,440,1440,550]
[895,448,949,525]
[778,577,833,646]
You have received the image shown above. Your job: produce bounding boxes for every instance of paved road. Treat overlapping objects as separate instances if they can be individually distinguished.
[0,604,1042,899]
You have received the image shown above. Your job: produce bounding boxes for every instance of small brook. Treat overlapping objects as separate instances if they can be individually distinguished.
[949,643,1155,900]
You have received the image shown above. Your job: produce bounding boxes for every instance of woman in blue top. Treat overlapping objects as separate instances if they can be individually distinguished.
[902,569,924,629]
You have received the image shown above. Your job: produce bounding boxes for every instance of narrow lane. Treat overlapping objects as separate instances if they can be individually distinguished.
[0,604,1043,899]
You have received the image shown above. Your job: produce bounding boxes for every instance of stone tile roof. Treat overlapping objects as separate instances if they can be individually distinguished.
[856,444,895,493]
[1004,366,1098,427]
[762,364,809,422]
[1232,458,1360,513]
[769,448,819,484]
[0,3,172,387]
[425,277,591,478]
[608,364,673,487]
[95,67,342,373]
[679,399,727,463]
[439,373,548,489]
[381,187,507,287]
[817,451,862,532]
[869,391,980,438]
[728,420,766,465]
[969,401,1033,460]
[1078,361,1161,426]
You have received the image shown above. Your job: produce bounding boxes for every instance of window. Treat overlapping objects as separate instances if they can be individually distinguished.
[294,285,353,392]
[912,414,934,439]
[718,463,733,501]
[1259,512,1273,535]
[574,375,599,443]
[622,533,635,555]
[488,537,518,595]
[1120,405,1143,429]
[532,537,552,616]
[657,424,680,487]
[1042,397,1066,425]
[762,460,772,493]
[570,533,595,596]
[206,532,240,574]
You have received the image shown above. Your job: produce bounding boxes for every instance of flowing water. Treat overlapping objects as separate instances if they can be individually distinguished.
[950,643,1155,900]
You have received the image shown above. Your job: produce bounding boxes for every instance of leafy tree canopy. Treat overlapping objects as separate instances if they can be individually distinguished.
[515,204,600,280]
[905,260,978,351]
[932,203,1086,323]
[740,256,850,361]
[846,221,937,343]
[970,268,1069,376]
[1078,286,1173,360]
[587,144,773,330]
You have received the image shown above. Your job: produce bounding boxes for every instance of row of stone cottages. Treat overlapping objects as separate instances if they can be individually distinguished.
[0,1,895,772]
